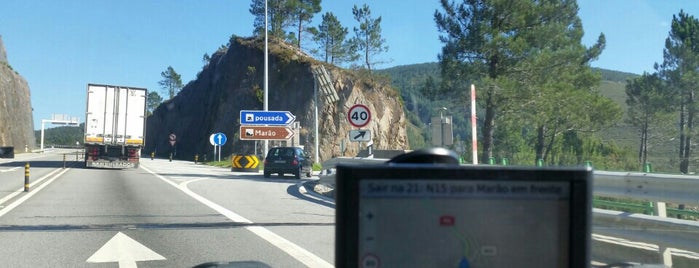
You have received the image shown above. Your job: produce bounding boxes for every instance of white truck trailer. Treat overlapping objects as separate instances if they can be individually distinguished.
[84,84,147,168]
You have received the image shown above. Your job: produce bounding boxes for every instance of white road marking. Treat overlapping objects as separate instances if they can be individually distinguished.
[0,168,70,218]
[0,168,66,207]
[592,233,699,259]
[86,232,166,268]
[141,166,334,268]
[0,167,21,173]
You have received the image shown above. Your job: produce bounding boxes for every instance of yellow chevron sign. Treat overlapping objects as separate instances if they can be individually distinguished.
[232,155,259,169]
[245,155,259,168]
[232,155,244,168]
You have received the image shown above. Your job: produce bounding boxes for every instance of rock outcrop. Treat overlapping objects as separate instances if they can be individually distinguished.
[146,36,408,162]
[0,35,36,151]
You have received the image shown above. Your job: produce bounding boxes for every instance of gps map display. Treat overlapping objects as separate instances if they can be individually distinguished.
[359,179,570,267]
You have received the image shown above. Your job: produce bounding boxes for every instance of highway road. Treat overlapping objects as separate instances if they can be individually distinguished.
[0,150,335,267]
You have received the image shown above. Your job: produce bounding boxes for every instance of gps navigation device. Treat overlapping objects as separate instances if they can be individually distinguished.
[335,162,592,268]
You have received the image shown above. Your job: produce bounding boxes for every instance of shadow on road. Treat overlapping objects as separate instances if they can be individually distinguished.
[0,160,81,168]
[0,221,334,232]
[286,184,335,209]
[150,172,316,185]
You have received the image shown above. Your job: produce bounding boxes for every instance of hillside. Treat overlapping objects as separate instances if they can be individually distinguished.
[0,35,36,151]
[33,124,83,147]
[146,36,408,161]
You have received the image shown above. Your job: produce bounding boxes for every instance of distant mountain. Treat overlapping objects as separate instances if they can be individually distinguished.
[593,67,639,83]
[34,124,83,147]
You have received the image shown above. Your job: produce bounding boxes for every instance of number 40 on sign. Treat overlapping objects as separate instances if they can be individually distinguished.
[348,104,371,128]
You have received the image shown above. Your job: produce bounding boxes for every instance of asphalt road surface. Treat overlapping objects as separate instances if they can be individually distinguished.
[0,150,335,267]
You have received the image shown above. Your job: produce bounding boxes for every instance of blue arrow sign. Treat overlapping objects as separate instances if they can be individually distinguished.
[240,110,295,125]
[213,132,227,146]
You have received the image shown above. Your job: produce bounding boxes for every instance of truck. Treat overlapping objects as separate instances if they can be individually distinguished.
[84,84,147,168]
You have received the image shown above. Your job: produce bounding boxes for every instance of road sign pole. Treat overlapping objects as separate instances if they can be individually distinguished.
[471,84,478,165]
[314,77,320,164]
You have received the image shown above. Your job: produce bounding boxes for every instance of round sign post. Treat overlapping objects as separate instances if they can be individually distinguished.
[209,133,227,162]
[169,133,177,146]
[347,104,371,128]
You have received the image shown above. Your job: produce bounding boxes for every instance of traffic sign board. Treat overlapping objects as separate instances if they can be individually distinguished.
[348,104,371,128]
[349,130,371,142]
[209,132,227,146]
[232,155,260,169]
[169,133,176,146]
[239,126,294,140]
[240,110,295,125]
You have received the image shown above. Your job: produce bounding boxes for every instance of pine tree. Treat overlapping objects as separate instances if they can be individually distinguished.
[288,0,321,49]
[158,66,183,99]
[434,0,607,163]
[625,73,670,167]
[147,91,163,116]
[657,10,699,174]
[351,4,387,71]
[249,0,291,38]
[314,12,354,65]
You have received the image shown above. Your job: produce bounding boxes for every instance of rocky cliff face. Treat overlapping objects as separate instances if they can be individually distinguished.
[0,36,36,151]
[146,37,408,162]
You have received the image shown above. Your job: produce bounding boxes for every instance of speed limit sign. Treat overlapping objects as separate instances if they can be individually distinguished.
[348,104,371,128]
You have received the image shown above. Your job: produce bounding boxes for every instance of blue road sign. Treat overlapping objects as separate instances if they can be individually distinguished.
[240,110,295,125]
[212,132,227,146]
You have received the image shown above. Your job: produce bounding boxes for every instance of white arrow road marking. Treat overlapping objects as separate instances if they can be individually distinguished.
[86,232,165,268]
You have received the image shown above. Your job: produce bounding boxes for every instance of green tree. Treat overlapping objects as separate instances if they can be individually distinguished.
[657,10,699,174]
[625,73,670,166]
[420,75,438,101]
[434,0,606,163]
[158,66,183,99]
[351,4,388,71]
[250,0,292,38]
[288,0,321,49]
[202,53,211,64]
[147,91,163,116]
[313,12,354,65]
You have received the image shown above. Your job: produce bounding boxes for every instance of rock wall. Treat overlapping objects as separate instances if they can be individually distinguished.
[146,37,408,162]
[0,35,36,151]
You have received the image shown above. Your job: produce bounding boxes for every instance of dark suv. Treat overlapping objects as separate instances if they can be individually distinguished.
[263,147,312,179]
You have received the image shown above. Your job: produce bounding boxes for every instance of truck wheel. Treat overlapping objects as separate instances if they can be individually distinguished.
[294,167,301,179]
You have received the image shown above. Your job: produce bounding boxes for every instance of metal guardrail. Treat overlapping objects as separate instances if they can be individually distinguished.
[594,170,699,207]
[318,157,699,266]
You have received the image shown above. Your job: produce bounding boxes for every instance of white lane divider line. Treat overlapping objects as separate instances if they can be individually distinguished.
[0,168,71,218]
[141,166,334,268]
[0,167,21,173]
[0,168,66,207]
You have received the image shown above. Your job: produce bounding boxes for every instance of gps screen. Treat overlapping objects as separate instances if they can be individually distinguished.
[358,179,571,268]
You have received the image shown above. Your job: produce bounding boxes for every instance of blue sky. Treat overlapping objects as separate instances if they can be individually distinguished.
[0,1,697,130]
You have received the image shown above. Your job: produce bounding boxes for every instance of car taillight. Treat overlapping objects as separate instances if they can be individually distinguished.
[264,159,268,165]
[292,158,299,165]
